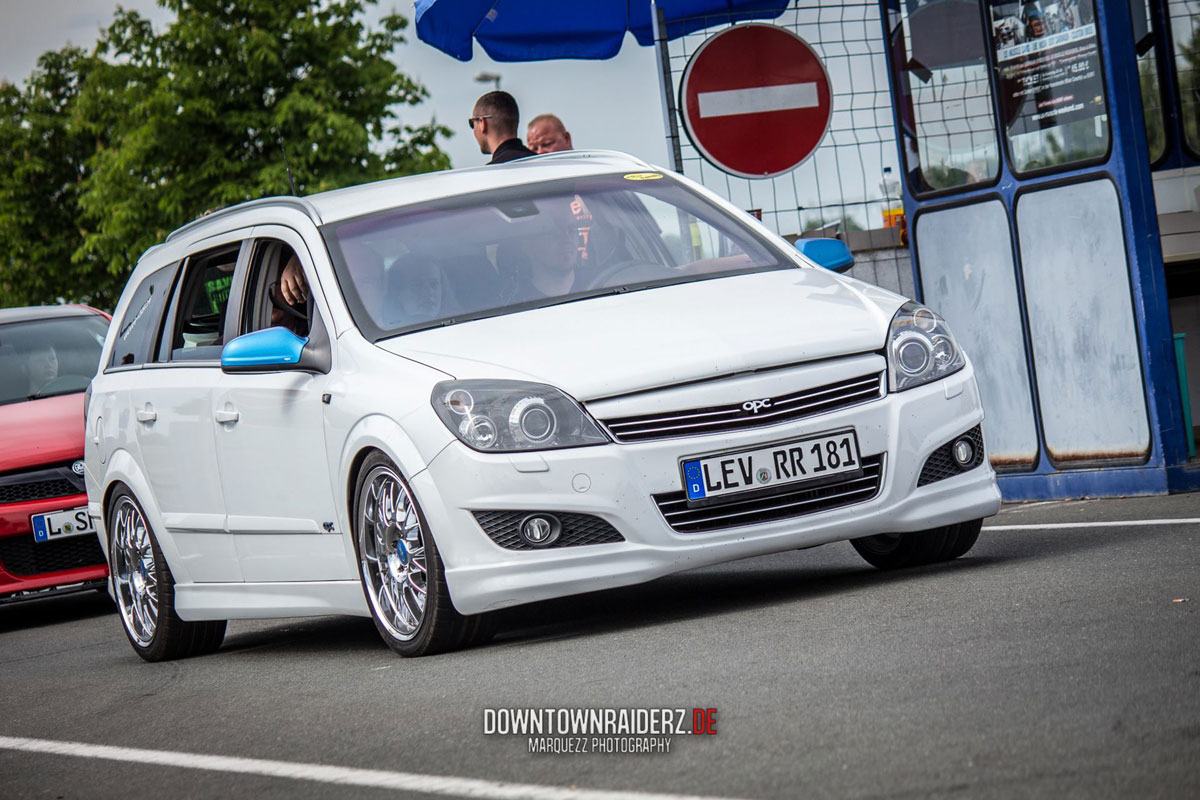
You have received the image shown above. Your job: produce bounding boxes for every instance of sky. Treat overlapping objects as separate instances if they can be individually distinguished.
[0,0,672,170]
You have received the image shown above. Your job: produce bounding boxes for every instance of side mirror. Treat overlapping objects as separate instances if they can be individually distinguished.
[795,238,854,273]
[222,327,319,374]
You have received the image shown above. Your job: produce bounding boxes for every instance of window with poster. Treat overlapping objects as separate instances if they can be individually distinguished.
[986,0,1111,174]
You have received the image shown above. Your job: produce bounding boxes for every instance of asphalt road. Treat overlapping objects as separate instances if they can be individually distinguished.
[1,495,1198,799]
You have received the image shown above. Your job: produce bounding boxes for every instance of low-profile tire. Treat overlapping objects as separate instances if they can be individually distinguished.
[940,518,983,561]
[851,518,984,570]
[108,488,226,661]
[352,452,491,656]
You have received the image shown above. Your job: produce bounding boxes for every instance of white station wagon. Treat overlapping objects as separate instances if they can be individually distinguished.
[86,151,1000,660]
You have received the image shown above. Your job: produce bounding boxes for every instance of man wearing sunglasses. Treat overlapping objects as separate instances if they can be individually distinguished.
[470,91,536,164]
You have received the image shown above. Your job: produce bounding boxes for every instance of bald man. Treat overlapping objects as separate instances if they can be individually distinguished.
[526,114,574,154]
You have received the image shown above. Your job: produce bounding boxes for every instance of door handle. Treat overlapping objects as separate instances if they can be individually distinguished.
[136,408,157,423]
[214,409,240,424]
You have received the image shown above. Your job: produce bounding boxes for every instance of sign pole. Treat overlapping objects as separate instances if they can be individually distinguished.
[652,2,684,173]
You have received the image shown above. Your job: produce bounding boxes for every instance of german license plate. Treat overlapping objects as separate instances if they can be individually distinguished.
[681,430,862,502]
[31,506,96,543]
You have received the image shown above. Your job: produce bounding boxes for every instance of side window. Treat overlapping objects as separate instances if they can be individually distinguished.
[108,262,180,369]
[240,239,312,338]
[889,0,1000,194]
[165,245,240,361]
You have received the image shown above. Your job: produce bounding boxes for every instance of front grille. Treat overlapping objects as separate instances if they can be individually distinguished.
[654,454,885,534]
[472,511,625,550]
[599,372,883,443]
[918,426,985,486]
[0,532,105,577]
[0,463,86,505]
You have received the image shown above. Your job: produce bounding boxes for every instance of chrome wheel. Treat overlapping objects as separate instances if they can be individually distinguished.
[358,465,428,642]
[111,497,158,647]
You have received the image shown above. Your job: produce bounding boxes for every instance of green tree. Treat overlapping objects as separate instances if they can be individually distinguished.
[0,47,110,305]
[1140,57,1166,164]
[1,0,450,309]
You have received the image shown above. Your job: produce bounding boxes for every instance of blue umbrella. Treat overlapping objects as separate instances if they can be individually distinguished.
[414,0,791,62]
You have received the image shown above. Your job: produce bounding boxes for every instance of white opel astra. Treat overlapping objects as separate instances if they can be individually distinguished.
[85,151,1000,660]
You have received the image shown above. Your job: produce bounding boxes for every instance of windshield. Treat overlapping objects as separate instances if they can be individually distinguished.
[322,173,789,339]
[0,314,109,405]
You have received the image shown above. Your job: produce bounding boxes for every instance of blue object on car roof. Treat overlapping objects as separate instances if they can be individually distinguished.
[414,0,791,62]
[794,237,855,273]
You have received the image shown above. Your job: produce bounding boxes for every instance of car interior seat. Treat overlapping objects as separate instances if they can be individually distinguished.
[436,250,501,314]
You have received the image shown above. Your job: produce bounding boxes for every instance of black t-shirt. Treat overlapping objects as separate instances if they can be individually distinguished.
[489,138,536,164]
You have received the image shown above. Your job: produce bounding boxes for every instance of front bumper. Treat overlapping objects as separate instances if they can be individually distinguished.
[0,492,109,599]
[415,365,1000,615]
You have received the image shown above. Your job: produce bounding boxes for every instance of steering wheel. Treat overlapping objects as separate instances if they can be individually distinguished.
[269,280,309,322]
[585,259,672,291]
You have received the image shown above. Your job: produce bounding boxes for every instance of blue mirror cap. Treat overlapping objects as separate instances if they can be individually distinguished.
[795,238,854,273]
[221,327,309,372]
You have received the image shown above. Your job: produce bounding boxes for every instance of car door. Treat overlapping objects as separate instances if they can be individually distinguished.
[131,239,247,583]
[212,229,350,582]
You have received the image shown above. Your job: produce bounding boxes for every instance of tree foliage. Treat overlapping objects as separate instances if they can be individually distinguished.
[0,0,451,309]
[0,47,102,305]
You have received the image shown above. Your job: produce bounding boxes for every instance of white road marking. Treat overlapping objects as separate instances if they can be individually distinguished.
[0,735,745,800]
[698,83,817,118]
[984,518,1200,531]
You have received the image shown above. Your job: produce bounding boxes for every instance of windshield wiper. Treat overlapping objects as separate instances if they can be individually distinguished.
[25,388,82,401]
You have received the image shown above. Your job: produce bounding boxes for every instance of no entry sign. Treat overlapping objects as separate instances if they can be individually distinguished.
[680,24,833,179]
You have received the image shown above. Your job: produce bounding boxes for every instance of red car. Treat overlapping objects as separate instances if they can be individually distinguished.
[1,304,111,602]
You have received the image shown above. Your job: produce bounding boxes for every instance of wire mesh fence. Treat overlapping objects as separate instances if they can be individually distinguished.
[655,0,913,297]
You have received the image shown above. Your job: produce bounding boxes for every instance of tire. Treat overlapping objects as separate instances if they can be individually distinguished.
[851,518,983,570]
[108,487,226,661]
[941,518,982,561]
[352,452,493,656]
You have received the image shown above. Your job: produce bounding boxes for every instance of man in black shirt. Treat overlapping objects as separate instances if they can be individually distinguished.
[470,91,536,164]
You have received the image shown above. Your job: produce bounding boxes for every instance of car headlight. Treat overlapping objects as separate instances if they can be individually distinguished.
[887,301,966,391]
[432,380,609,452]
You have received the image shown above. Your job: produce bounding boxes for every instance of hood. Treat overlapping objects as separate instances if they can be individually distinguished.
[0,393,85,473]
[377,268,903,400]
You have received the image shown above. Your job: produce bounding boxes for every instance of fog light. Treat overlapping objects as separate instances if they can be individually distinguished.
[952,438,975,467]
[519,514,561,547]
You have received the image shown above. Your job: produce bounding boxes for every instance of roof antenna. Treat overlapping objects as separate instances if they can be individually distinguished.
[276,130,298,196]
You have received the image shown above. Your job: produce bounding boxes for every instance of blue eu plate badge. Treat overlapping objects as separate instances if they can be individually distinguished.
[31,514,51,542]
[684,461,706,500]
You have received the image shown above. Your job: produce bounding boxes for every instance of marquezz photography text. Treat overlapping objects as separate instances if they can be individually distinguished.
[483,707,719,754]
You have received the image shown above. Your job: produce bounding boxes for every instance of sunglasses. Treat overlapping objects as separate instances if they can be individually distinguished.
[468,114,493,130]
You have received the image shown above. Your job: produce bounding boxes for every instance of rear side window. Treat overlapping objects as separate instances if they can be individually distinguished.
[108,263,179,369]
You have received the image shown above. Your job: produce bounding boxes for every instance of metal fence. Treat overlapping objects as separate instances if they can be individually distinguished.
[652,0,913,298]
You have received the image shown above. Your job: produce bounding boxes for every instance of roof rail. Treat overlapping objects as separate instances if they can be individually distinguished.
[165,196,322,243]
[522,149,656,169]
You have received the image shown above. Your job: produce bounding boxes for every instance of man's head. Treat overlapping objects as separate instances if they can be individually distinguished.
[521,200,580,279]
[526,114,573,154]
[471,91,520,155]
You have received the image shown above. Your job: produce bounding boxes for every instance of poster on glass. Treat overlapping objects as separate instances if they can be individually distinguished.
[988,1,1107,171]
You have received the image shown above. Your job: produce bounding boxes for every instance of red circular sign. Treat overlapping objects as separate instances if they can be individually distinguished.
[680,24,833,179]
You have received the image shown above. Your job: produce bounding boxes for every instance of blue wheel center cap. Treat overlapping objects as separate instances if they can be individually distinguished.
[396,540,409,565]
